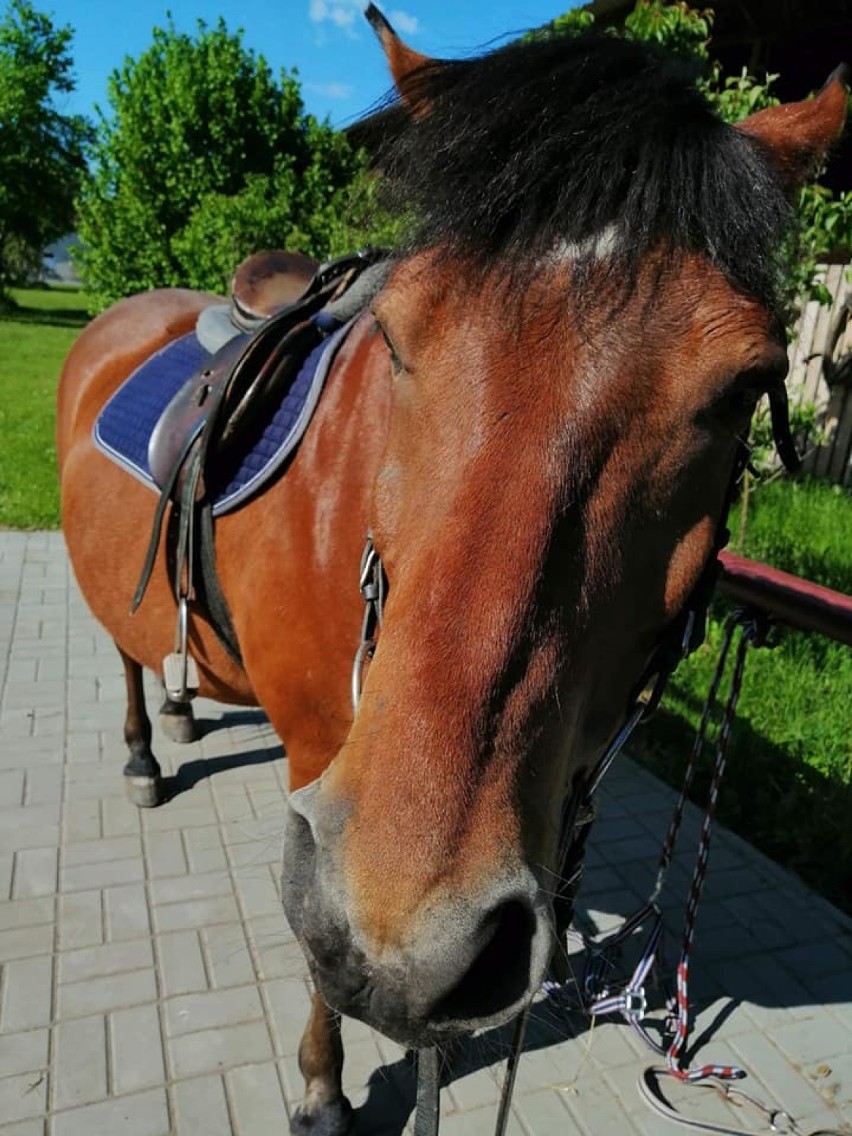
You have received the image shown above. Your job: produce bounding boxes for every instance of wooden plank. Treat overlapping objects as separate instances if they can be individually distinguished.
[788,278,825,472]
[791,261,852,482]
[788,293,819,400]
[812,267,848,472]
[828,384,852,484]
[815,381,843,478]
[801,266,839,410]
[819,271,851,480]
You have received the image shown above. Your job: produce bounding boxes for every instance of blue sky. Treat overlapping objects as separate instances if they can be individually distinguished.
[43,1,579,129]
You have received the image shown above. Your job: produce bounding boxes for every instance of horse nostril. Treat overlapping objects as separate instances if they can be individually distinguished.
[430,898,538,1024]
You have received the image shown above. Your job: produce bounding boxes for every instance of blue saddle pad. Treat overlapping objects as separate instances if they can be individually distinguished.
[94,318,350,516]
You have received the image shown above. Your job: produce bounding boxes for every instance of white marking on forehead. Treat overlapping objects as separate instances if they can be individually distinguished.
[546,224,621,264]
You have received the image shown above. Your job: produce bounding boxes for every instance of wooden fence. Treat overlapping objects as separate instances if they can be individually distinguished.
[787,260,852,486]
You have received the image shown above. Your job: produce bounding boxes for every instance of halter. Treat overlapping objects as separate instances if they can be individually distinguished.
[348,380,804,1136]
[349,466,730,1136]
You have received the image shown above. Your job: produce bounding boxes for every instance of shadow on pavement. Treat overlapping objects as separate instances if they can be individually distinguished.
[163,747,282,800]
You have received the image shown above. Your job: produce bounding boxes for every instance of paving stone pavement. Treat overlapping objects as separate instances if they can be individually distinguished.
[1,529,851,1136]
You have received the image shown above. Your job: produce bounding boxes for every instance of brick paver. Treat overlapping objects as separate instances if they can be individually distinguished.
[1,530,850,1135]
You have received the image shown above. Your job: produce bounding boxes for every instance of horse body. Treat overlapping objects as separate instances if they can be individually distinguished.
[57,11,847,1135]
[58,289,255,706]
[59,293,391,777]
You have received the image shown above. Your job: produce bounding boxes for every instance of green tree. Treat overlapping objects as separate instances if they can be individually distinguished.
[76,19,392,309]
[0,0,91,295]
[527,0,711,57]
[526,7,595,41]
[624,0,711,59]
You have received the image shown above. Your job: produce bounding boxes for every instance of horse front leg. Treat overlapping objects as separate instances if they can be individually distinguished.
[291,992,353,1136]
[117,645,165,808]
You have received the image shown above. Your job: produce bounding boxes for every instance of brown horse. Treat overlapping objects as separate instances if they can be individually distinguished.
[57,9,846,1135]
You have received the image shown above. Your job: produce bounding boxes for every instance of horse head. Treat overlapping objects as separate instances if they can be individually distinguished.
[282,12,847,1048]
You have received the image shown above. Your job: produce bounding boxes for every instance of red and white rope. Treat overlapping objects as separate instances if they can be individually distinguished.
[588,613,760,1084]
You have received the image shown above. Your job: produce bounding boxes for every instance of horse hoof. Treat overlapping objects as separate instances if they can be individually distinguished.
[289,1098,354,1136]
[159,709,199,744]
[125,774,165,808]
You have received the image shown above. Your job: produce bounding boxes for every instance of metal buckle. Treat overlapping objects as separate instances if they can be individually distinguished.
[352,533,387,712]
[768,1111,794,1135]
[359,542,379,595]
[623,989,647,1020]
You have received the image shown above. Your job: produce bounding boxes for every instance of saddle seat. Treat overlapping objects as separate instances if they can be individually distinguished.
[231,249,319,325]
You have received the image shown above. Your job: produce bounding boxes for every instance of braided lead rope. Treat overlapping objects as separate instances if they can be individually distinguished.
[664,618,757,1082]
[652,618,740,900]
[587,614,759,1086]
[494,1009,530,1136]
[638,1066,850,1136]
[590,618,742,1045]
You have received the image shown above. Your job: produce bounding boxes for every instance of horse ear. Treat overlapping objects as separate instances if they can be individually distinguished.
[735,67,849,192]
[365,3,434,110]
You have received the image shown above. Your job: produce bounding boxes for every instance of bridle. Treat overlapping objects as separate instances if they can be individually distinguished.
[347,378,802,1136]
[349,513,723,1136]
[352,533,385,712]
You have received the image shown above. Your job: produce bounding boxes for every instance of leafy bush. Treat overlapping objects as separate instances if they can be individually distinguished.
[0,0,91,293]
[75,19,393,308]
[624,0,711,59]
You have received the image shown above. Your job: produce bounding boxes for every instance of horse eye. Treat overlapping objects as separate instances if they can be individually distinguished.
[728,384,762,414]
[726,363,787,414]
[377,323,405,377]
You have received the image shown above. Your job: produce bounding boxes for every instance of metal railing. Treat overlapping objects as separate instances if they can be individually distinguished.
[718,550,852,646]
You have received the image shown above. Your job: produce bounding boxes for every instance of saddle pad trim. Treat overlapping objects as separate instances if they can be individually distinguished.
[212,316,352,516]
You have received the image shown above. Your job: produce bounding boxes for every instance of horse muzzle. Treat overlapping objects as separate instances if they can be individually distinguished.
[281,780,554,1047]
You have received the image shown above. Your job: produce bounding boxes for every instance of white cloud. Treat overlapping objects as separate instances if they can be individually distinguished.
[308,2,419,37]
[308,0,359,30]
[390,10,419,35]
[306,81,355,100]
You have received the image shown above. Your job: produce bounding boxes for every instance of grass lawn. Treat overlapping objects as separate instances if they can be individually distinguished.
[0,286,90,528]
[632,477,852,915]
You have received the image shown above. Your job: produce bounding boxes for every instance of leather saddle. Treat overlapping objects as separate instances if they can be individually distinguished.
[148,250,321,491]
[147,250,367,498]
[231,249,319,325]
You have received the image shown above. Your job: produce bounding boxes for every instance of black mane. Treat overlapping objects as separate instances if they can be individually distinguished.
[375,33,792,308]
